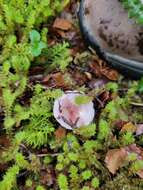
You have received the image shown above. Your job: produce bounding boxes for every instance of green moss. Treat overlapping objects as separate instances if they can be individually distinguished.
[81,170,92,180]
[25,179,33,187]
[36,185,45,190]
[0,0,143,190]
[58,174,69,190]
[121,0,143,25]
[75,95,93,105]
[91,177,99,188]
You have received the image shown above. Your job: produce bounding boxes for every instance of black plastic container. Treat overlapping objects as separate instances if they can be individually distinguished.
[79,0,143,78]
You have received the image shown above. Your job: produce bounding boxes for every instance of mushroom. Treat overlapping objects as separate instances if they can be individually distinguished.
[53,91,95,130]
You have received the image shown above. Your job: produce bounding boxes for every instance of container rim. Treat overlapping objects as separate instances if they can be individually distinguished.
[79,0,143,78]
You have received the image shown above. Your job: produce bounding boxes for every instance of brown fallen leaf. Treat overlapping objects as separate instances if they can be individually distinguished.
[114,120,128,130]
[99,91,110,104]
[101,68,119,81]
[42,72,67,88]
[121,122,137,133]
[105,144,143,178]
[89,60,119,81]
[69,69,87,86]
[105,148,127,174]
[54,127,66,141]
[51,73,66,87]
[137,170,143,178]
[55,29,66,38]
[95,91,110,108]
[40,167,55,186]
[89,62,102,77]
[53,18,72,31]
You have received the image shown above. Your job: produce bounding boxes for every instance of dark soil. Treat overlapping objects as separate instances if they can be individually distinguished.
[83,0,143,62]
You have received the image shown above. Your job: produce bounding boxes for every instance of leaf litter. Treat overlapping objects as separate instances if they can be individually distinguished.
[1,1,143,190]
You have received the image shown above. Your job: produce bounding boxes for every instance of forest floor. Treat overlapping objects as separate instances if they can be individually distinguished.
[0,1,143,190]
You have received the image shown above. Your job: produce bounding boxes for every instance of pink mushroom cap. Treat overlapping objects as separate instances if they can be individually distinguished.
[53,91,95,130]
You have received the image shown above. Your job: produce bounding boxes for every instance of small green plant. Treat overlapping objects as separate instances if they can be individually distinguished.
[97,119,110,141]
[91,177,100,188]
[14,86,62,148]
[121,0,143,24]
[55,132,102,190]
[0,0,70,189]
[25,179,33,188]
[0,165,19,190]
[74,123,96,138]
[81,170,92,180]
[121,131,135,145]
[0,0,143,190]
[58,174,69,190]
[43,42,72,71]
[36,185,46,190]
[75,95,93,105]
[30,30,47,57]
[131,160,143,172]
[137,77,143,92]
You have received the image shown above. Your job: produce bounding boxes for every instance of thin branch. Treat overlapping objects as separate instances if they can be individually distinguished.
[130,102,143,107]
[36,153,62,157]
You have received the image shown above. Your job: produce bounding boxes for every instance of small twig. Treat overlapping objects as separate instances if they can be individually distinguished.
[20,143,62,159]
[130,102,143,107]
[17,170,29,178]
[95,96,104,108]
[20,143,31,155]
[36,153,62,157]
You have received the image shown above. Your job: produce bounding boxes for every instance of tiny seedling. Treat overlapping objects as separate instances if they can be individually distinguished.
[30,30,47,57]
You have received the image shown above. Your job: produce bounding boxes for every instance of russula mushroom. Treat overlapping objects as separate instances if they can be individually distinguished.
[53,91,95,130]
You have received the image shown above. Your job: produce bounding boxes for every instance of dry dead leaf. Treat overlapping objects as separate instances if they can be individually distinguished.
[52,73,66,87]
[42,72,67,88]
[99,91,110,103]
[56,29,66,38]
[89,60,119,81]
[105,148,127,174]
[54,127,66,141]
[40,167,55,186]
[96,91,110,108]
[121,122,137,133]
[53,18,72,31]
[105,144,143,178]
[137,170,143,178]
[101,68,119,81]
[70,69,87,86]
[114,120,127,130]
[89,62,102,77]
